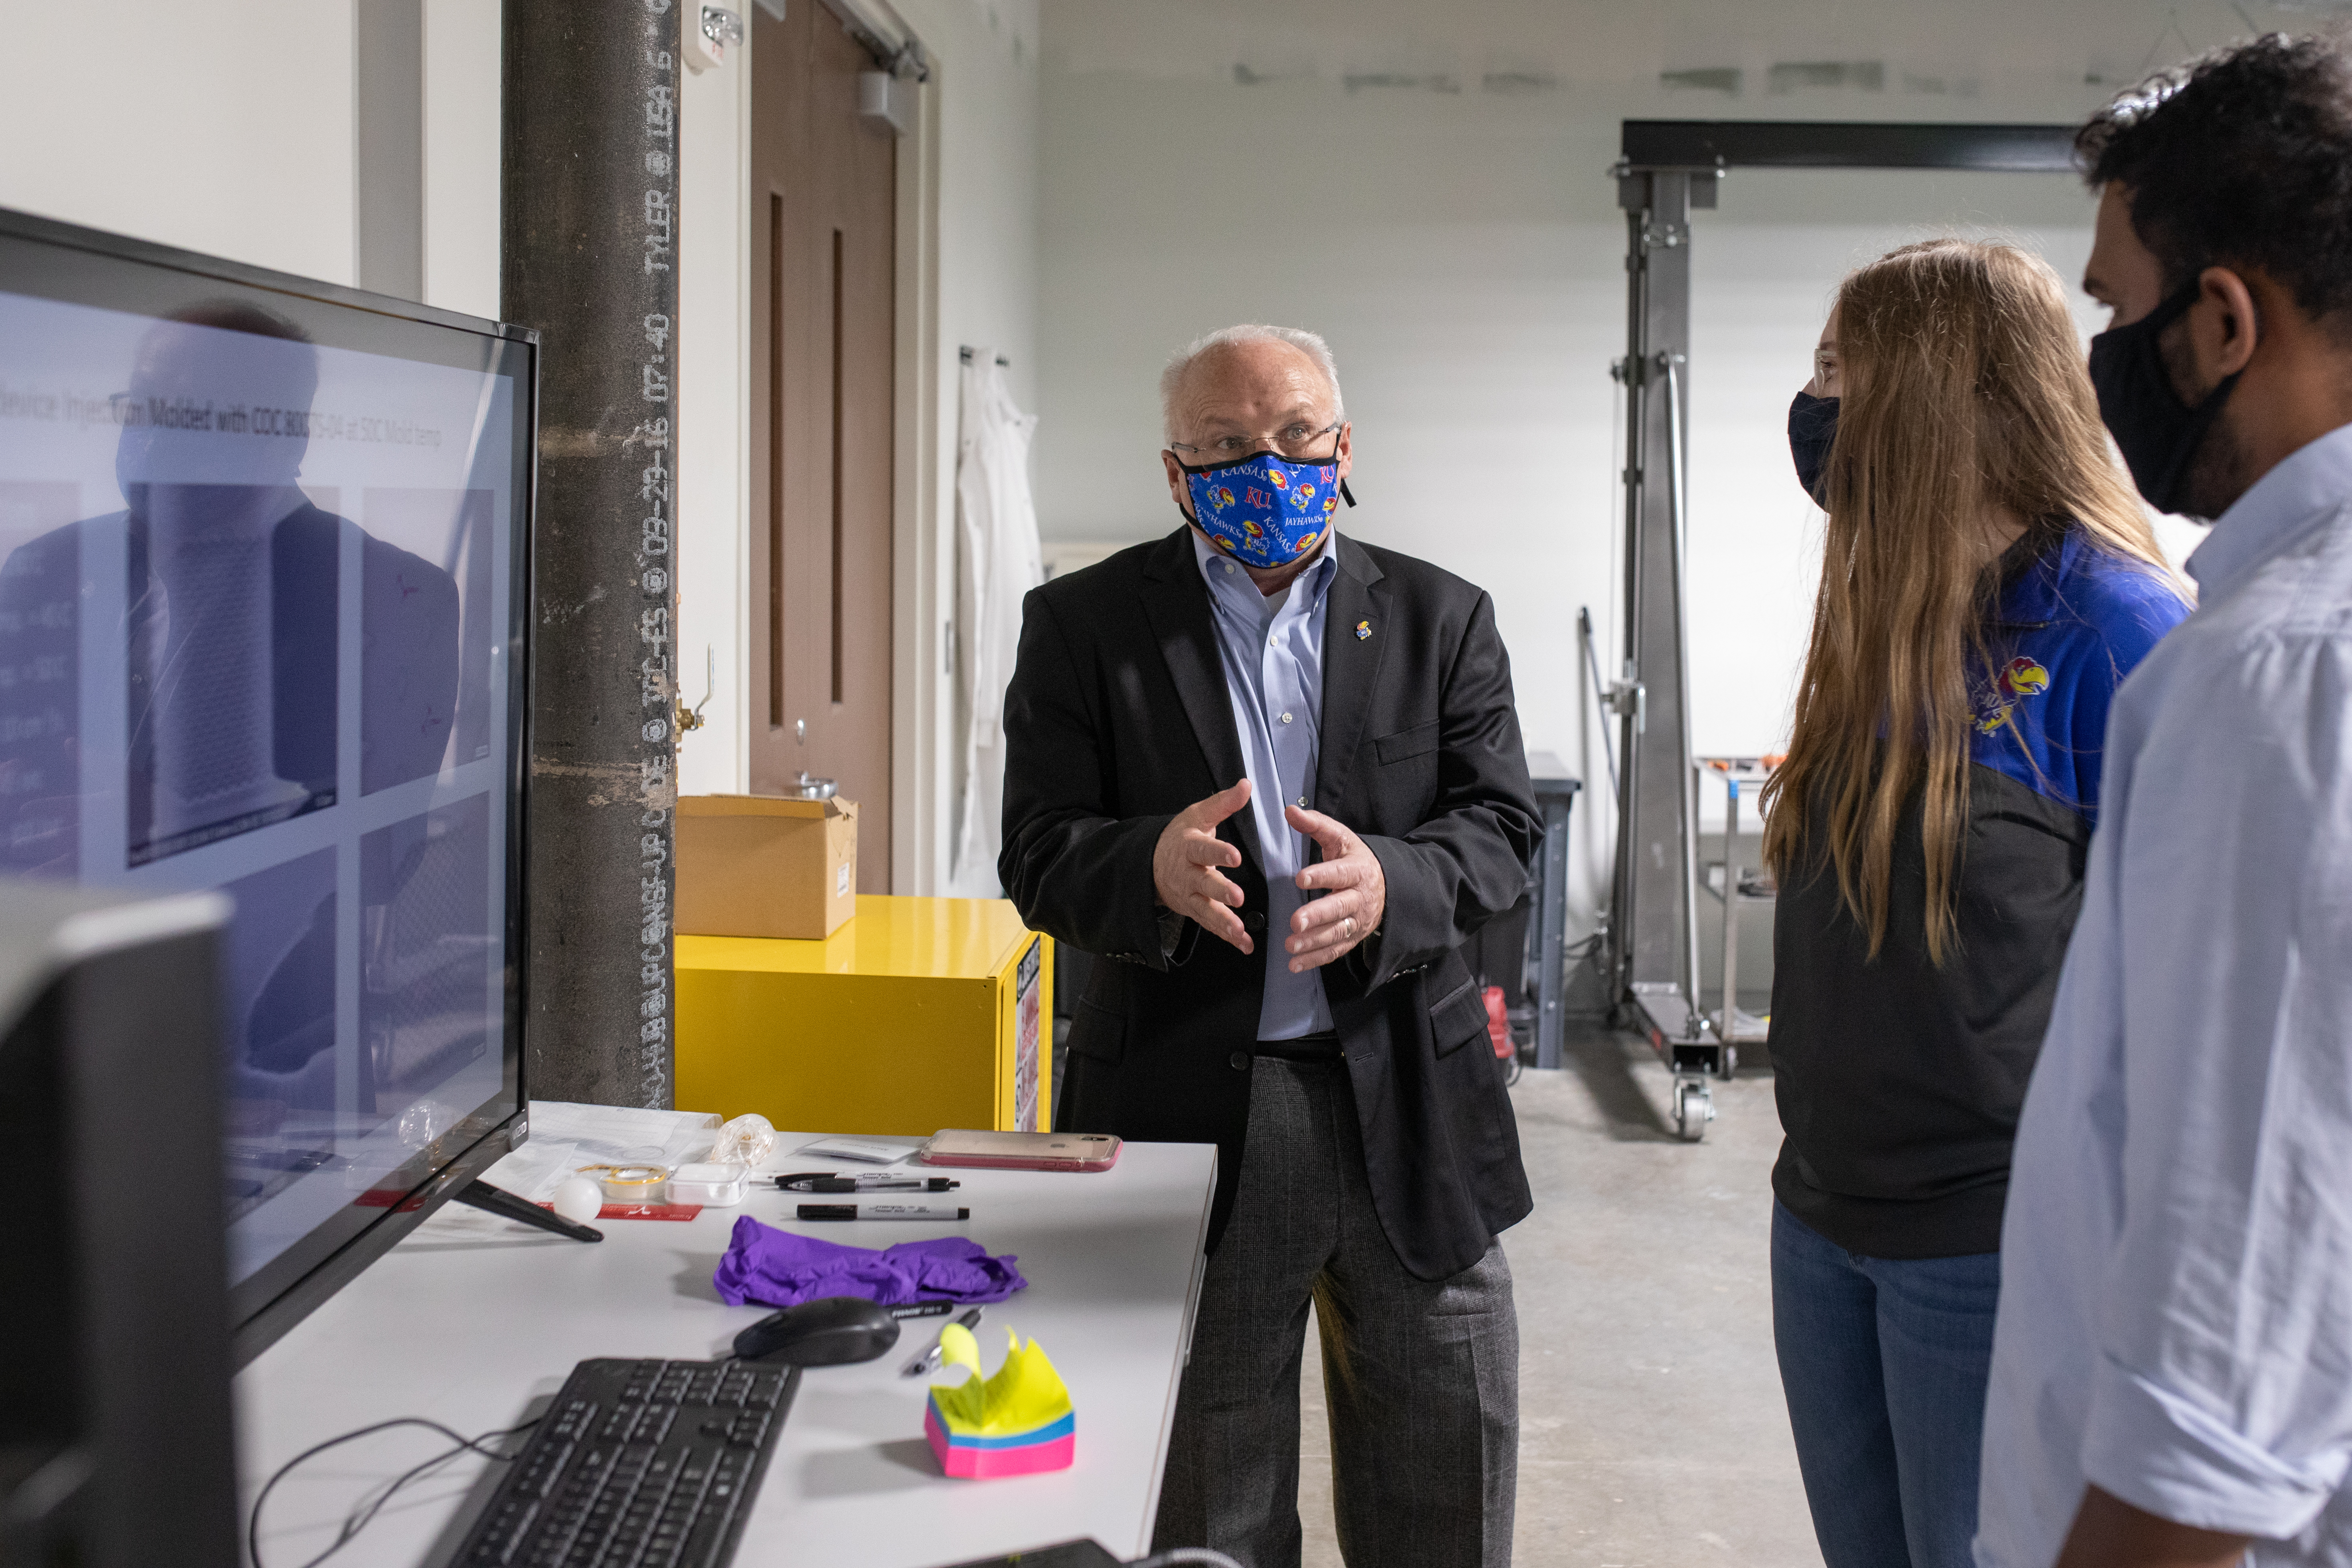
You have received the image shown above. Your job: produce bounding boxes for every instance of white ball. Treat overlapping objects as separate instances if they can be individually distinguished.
[549,1177,603,1225]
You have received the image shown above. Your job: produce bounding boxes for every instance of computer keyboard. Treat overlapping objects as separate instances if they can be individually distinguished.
[451,1357,800,1568]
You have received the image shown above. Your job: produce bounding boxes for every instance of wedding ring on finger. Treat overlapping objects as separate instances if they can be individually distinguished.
[1341,916,1355,938]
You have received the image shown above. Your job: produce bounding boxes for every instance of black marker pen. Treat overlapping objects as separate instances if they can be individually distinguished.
[796,1202,970,1222]
[775,1172,961,1193]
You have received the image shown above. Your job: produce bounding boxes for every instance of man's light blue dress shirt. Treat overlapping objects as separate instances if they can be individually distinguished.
[1190,527,1336,1041]
[1977,425,2352,1567]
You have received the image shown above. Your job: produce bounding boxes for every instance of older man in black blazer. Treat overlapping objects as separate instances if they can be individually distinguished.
[999,323,1539,1568]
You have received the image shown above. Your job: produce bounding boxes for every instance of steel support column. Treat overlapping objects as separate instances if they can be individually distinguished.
[504,0,682,1107]
[1611,164,1724,1136]
[1612,169,1713,1031]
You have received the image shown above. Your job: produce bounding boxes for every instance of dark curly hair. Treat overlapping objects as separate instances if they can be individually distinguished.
[2078,32,2352,322]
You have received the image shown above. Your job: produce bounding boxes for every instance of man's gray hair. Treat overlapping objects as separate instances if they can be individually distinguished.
[1159,323,1345,442]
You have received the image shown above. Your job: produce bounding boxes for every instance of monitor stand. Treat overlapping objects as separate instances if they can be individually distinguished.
[455,1179,604,1241]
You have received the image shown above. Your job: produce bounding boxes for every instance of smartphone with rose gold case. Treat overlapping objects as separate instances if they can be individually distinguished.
[917,1130,1122,1172]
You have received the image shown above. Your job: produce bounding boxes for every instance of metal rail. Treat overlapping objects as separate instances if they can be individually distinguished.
[1662,357,1704,1048]
[1600,119,2081,1141]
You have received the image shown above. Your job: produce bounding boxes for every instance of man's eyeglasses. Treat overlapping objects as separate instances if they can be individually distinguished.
[1169,421,1343,467]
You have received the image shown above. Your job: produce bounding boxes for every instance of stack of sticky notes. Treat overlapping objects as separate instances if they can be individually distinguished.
[923,1322,1074,1478]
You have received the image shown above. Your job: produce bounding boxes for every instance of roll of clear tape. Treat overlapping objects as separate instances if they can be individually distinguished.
[595,1164,669,1203]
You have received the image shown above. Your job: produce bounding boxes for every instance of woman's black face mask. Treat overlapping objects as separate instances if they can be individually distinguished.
[1788,389,1839,504]
[2086,280,2242,518]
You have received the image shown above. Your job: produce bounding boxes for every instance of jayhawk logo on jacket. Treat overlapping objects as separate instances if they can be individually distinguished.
[1975,656,2052,735]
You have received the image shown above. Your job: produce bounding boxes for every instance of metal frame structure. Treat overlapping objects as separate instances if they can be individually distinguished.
[1605,119,2078,1139]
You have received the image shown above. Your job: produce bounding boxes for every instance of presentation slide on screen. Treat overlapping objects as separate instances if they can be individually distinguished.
[0,289,518,1285]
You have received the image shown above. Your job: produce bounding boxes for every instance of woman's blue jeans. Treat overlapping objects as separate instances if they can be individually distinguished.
[1770,1201,2002,1568]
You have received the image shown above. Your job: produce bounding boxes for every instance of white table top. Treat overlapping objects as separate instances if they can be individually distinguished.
[235,1132,1216,1568]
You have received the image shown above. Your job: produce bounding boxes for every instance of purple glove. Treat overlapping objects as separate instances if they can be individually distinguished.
[712,1215,1029,1309]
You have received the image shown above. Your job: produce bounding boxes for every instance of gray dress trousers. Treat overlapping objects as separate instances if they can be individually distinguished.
[1152,1056,1519,1568]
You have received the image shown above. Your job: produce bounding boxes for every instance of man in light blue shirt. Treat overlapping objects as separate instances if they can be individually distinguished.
[1977,36,2352,1568]
[1000,323,1539,1567]
[1188,524,1337,1040]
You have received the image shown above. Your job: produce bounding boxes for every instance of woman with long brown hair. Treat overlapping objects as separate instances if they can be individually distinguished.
[1759,239,2189,1568]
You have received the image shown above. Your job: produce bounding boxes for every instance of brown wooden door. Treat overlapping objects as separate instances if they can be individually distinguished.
[749,2,895,890]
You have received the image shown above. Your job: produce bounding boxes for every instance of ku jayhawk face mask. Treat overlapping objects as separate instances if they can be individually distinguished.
[1176,448,1355,569]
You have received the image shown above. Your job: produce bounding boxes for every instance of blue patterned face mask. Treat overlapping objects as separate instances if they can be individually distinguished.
[1177,450,1354,569]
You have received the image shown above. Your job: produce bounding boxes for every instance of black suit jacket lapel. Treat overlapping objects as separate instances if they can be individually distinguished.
[1316,534,1389,820]
[1140,526,1260,870]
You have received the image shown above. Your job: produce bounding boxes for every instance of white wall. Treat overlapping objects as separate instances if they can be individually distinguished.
[673,33,755,802]
[0,1,358,284]
[916,0,1044,423]
[1035,0,2247,936]
[909,0,1044,897]
[421,0,503,319]
[0,1,499,316]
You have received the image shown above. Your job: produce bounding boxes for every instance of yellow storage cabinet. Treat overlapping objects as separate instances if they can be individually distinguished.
[676,895,1052,1136]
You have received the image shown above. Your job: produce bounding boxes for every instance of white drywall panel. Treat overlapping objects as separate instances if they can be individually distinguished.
[0,0,359,284]
[422,0,502,320]
[674,29,753,802]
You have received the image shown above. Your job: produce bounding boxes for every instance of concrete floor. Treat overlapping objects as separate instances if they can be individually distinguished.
[1295,1026,1825,1568]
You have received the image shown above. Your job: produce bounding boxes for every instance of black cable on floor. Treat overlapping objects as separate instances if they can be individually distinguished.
[246,1415,540,1568]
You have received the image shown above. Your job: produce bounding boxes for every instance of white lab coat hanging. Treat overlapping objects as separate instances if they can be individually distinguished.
[950,349,1042,891]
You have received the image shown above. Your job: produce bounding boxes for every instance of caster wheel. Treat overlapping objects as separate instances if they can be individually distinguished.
[1673,1079,1713,1142]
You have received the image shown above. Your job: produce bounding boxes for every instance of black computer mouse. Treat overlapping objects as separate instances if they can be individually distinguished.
[732,1295,901,1366]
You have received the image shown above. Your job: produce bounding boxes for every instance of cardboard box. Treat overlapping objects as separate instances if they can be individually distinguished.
[676,794,858,940]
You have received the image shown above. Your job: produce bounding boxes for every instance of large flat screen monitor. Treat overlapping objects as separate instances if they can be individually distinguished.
[0,207,536,1363]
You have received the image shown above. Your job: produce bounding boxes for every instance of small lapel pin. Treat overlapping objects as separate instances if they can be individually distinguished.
[1355,619,1372,640]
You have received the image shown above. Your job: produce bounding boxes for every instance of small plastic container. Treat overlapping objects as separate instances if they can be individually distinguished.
[666,1162,751,1207]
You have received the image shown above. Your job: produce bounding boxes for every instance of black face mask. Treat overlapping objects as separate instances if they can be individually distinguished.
[2086,280,2242,517]
[1788,389,1839,504]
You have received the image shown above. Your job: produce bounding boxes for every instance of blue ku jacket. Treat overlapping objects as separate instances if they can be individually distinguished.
[1768,525,2190,1259]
